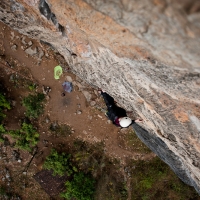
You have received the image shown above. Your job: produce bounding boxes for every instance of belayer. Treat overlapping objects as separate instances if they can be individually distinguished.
[100,90,143,128]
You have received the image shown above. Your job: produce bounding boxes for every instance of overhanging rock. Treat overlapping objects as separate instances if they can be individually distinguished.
[0,0,200,194]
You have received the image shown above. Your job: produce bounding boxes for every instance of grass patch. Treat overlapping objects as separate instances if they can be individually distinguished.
[119,129,151,154]
[129,157,199,200]
[50,122,72,137]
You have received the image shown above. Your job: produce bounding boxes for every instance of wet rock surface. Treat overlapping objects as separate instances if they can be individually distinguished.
[0,0,200,195]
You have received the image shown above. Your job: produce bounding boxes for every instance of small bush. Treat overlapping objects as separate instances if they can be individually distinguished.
[22,93,45,119]
[61,172,95,200]
[43,149,72,176]
[9,122,39,151]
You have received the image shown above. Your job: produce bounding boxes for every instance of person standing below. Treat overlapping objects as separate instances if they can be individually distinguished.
[100,90,143,128]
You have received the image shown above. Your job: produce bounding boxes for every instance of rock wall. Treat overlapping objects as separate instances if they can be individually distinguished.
[0,0,200,194]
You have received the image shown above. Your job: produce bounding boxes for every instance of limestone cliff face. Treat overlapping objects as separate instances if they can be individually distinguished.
[0,0,200,194]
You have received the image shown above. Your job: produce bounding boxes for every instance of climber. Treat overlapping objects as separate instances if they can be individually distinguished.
[99,90,143,128]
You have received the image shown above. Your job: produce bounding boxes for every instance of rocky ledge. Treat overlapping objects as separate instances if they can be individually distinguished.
[0,0,200,194]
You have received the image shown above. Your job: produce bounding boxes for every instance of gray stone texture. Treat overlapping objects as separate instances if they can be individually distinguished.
[0,0,200,194]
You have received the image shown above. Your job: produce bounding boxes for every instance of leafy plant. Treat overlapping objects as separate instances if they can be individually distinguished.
[43,149,72,176]
[9,122,39,151]
[61,172,95,200]
[22,93,45,119]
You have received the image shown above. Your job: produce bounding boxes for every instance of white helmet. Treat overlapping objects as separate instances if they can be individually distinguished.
[119,117,132,128]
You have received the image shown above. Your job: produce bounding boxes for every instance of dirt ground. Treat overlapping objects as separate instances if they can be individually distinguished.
[0,20,155,161]
[0,21,155,199]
